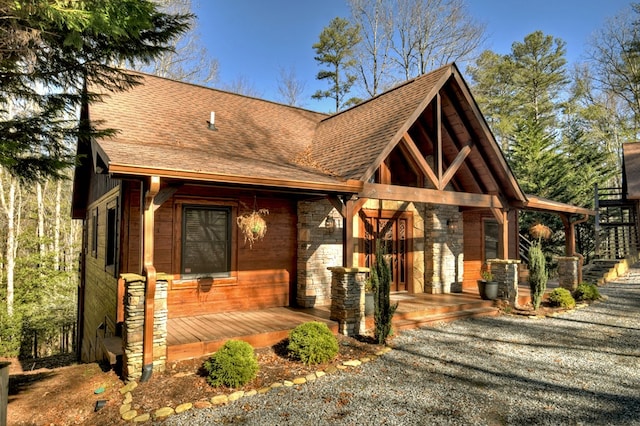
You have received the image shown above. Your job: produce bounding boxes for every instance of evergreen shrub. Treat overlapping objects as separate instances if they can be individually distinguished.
[528,241,548,310]
[573,282,601,301]
[203,340,259,387]
[372,241,398,344]
[288,321,338,365]
[548,288,576,309]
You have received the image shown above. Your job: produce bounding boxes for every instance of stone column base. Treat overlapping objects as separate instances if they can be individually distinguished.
[328,267,369,336]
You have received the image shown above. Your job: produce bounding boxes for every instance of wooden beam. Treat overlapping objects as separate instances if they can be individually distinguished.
[142,175,160,381]
[327,195,346,217]
[361,182,503,209]
[401,133,439,189]
[435,93,443,185]
[500,210,509,259]
[343,199,355,267]
[441,143,472,189]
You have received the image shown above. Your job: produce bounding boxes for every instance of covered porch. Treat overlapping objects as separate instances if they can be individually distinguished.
[165,284,551,362]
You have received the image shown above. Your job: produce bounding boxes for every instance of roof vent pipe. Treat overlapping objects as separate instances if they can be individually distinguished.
[208,111,217,130]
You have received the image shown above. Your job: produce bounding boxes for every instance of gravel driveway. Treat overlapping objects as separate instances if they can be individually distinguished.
[163,272,640,425]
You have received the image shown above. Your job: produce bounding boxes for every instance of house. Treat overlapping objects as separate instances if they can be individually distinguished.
[72,63,593,381]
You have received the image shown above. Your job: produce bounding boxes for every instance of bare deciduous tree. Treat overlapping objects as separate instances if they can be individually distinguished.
[222,75,263,98]
[387,0,486,80]
[138,0,219,85]
[588,5,640,136]
[349,0,394,97]
[276,66,307,107]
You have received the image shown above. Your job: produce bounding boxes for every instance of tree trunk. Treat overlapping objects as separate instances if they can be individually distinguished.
[54,180,62,270]
[0,170,21,316]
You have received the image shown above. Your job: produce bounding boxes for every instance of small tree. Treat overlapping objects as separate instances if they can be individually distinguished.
[312,17,361,112]
[528,240,548,310]
[371,241,397,344]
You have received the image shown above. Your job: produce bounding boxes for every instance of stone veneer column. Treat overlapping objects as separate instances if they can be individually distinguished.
[487,260,520,306]
[328,267,369,336]
[121,273,168,382]
[557,257,580,291]
[424,205,463,294]
[297,200,342,307]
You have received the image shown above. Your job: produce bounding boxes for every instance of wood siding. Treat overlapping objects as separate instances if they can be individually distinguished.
[462,209,518,289]
[121,183,297,318]
[80,187,121,361]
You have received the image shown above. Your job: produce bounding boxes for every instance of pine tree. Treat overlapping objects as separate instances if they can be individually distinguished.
[312,17,361,112]
[0,0,190,181]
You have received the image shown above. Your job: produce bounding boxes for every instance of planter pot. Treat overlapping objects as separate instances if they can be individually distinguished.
[451,282,463,293]
[477,280,499,300]
[365,292,375,315]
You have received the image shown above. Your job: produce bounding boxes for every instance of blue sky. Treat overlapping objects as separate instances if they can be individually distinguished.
[195,0,632,112]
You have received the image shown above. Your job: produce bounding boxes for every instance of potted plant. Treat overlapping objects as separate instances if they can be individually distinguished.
[477,268,499,300]
[236,208,269,248]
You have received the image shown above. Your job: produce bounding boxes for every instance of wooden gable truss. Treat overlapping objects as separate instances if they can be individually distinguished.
[330,67,525,265]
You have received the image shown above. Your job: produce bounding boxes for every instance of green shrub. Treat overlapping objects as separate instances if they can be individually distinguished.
[548,288,576,309]
[573,282,601,301]
[0,308,22,357]
[288,321,338,365]
[203,340,259,387]
[372,241,398,344]
[528,241,548,310]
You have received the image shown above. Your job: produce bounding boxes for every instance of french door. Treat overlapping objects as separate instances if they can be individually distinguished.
[361,211,411,292]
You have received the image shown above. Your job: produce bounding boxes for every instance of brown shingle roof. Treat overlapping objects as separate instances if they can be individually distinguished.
[310,65,452,180]
[90,72,355,189]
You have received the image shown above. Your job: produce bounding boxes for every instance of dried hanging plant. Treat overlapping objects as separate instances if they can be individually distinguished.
[529,223,552,241]
[237,208,269,248]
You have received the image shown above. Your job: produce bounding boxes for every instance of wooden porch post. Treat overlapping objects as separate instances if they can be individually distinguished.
[329,195,367,268]
[491,208,509,259]
[343,199,354,267]
[141,176,160,382]
[561,214,575,257]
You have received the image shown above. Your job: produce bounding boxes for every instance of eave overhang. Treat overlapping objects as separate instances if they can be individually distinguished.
[106,163,364,195]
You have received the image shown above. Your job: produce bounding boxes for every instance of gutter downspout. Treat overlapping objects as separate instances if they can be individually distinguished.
[141,176,160,382]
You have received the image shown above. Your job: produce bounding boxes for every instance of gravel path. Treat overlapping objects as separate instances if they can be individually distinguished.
[163,272,640,425]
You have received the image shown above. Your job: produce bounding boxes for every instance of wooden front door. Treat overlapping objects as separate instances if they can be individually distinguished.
[361,210,411,292]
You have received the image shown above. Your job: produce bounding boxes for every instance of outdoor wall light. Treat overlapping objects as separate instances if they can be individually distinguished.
[325,215,336,234]
[447,218,459,234]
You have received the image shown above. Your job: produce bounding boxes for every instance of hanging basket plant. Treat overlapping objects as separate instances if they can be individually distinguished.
[529,223,552,241]
[237,208,269,248]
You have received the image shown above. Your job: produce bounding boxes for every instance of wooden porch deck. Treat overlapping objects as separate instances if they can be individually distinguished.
[166,284,548,362]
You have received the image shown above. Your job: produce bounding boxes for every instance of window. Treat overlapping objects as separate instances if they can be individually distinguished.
[182,206,231,277]
[106,204,117,269]
[484,219,500,261]
[91,208,98,258]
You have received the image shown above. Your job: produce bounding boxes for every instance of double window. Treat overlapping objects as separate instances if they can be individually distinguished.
[181,206,232,277]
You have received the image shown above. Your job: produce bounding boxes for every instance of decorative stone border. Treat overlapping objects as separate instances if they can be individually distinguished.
[117,347,393,422]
